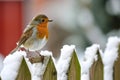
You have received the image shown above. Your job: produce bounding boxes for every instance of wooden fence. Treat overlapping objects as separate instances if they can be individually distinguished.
[0,37,120,80]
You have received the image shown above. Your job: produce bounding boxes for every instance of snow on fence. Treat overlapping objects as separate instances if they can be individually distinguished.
[0,36,120,80]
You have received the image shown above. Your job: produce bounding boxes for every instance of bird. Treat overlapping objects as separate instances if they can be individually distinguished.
[10,14,52,54]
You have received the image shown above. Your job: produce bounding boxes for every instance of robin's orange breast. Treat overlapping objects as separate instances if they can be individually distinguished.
[36,24,48,39]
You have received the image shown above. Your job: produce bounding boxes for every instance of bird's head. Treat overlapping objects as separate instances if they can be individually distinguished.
[30,14,53,27]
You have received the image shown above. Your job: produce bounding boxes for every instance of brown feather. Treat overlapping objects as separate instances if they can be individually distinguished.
[18,27,33,47]
[10,26,34,54]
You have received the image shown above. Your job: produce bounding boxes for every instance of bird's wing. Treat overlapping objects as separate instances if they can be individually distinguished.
[10,26,34,54]
[17,26,34,47]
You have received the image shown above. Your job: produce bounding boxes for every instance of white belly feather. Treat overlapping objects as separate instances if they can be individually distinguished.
[23,27,48,51]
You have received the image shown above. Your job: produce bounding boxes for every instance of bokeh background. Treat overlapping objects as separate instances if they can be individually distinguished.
[0,0,120,71]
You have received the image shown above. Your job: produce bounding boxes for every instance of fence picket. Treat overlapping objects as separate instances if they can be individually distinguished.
[90,50,103,80]
[16,57,31,80]
[67,50,80,80]
[43,56,57,80]
[114,45,120,80]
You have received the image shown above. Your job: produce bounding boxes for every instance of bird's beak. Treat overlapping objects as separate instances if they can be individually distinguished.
[48,19,53,22]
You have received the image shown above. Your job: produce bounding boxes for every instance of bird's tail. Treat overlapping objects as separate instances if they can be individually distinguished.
[10,46,19,54]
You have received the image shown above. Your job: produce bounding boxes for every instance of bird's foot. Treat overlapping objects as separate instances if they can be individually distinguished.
[26,50,44,64]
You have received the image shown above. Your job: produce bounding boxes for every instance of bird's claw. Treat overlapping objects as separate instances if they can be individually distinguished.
[26,50,44,63]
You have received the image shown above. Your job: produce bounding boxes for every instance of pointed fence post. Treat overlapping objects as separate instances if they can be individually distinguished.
[67,50,81,80]
[114,45,120,80]
[90,50,103,80]
[43,56,57,80]
[16,57,31,80]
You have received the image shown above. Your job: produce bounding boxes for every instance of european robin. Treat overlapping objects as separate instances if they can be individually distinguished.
[10,14,52,54]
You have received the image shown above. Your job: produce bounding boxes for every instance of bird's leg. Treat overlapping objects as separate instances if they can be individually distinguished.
[35,50,40,55]
[26,49,30,53]
[35,50,44,63]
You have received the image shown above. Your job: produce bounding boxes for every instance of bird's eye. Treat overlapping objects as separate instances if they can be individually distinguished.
[41,19,45,22]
